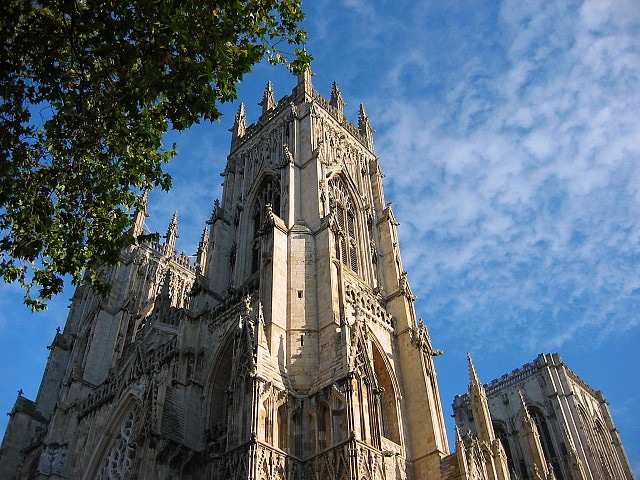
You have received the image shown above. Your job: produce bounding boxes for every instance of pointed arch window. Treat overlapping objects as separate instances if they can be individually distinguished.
[317,401,331,451]
[580,405,619,480]
[329,177,359,274]
[529,407,564,480]
[372,345,401,444]
[251,177,281,273]
[494,422,515,473]
[277,403,288,450]
[206,339,233,452]
[331,396,347,444]
[594,419,616,477]
[96,405,141,480]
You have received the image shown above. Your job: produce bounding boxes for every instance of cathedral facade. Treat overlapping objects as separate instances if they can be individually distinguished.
[0,71,633,480]
[453,353,635,480]
[0,71,453,479]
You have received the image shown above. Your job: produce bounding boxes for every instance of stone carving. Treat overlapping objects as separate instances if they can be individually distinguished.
[37,445,68,476]
[410,319,444,357]
[281,143,294,166]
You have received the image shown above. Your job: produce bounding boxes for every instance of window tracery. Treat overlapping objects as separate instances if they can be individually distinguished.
[329,177,360,274]
[372,344,400,444]
[594,420,616,478]
[494,422,515,473]
[251,177,281,273]
[529,407,563,480]
[96,405,141,480]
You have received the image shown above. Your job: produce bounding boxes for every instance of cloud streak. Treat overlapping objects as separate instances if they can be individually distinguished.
[353,0,640,358]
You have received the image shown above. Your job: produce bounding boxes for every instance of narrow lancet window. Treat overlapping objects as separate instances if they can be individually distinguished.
[329,177,360,274]
[251,177,281,273]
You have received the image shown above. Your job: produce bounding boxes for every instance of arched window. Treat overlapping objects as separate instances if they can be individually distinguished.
[277,403,288,450]
[96,405,142,480]
[529,407,564,480]
[493,422,515,473]
[594,419,616,478]
[329,177,360,274]
[317,401,331,451]
[261,398,273,445]
[251,177,281,273]
[332,396,347,444]
[372,344,400,444]
[206,340,234,452]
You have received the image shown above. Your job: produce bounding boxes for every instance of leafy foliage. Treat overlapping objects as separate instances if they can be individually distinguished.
[0,0,311,310]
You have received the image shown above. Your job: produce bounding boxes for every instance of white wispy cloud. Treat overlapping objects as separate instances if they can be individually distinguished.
[358,0,640,354]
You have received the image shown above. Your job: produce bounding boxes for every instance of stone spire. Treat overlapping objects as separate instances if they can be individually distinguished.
[163,212,179,256]
[466,354,511,480]
[230,103,246,150]
[455,427,470,477]
[196,227,209,274]
[329,81,346,113]
[467,353,494,444]
[358,103,375,151]
[296,64,314,101]
[132,191,149,239]
[259,81,276,116]
[519,391,552,479]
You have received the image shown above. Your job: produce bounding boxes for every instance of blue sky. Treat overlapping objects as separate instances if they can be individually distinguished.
[1,0,639,473]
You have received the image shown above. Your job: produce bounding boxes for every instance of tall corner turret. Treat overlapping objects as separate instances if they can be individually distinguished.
[358,103,375,151]
[163,212,179,256]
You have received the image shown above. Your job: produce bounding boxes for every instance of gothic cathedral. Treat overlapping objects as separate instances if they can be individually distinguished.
[0,70,452,479]
[0,71,634,480]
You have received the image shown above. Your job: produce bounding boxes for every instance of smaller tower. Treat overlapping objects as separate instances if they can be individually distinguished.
[453,353,635,480]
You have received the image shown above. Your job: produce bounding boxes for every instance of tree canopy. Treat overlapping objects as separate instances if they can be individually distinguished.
[0,0,311,310]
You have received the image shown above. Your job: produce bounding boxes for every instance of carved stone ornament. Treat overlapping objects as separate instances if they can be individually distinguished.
[37,445,68,476]
[281,143,294,166]
[410,319,444,356]
[262,203,275,229]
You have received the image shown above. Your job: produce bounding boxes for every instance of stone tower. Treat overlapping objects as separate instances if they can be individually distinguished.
[0,70,453,479]
[452,353,635,480]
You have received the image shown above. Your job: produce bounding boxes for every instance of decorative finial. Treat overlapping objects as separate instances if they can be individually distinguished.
[196,227,209,274]
[163,212,179,255]
[229,103,246,151]
[296,65,315,100]
[259,81,276,115]
[358,104,375,151]
[132,191,149,239]
[330,81,346,113]
[467,352,481,386]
